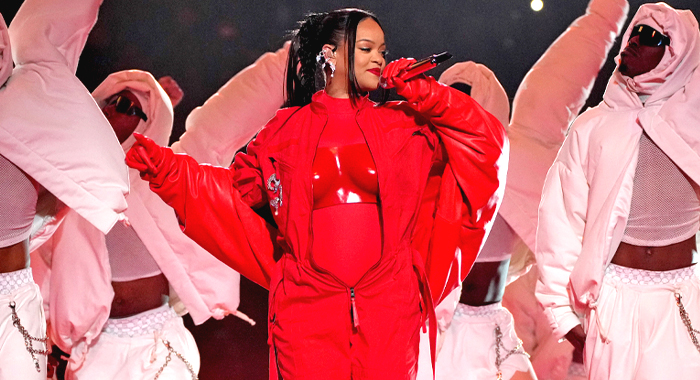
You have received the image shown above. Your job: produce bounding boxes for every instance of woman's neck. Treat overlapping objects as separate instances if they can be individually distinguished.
[325,78,349,98]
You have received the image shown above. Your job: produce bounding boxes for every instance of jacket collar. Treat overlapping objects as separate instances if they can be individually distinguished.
[309,90,374,114]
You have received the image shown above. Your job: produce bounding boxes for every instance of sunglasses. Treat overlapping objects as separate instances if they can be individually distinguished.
[630,24,670,47]
[106,95,148,122]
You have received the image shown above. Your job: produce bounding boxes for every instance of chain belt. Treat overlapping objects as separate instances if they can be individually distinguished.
[153,338,198,380]
[9,301,49,372]
[494,324,528,380]
[674,292,700,354]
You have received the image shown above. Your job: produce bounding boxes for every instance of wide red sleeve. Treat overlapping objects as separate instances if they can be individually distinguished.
[140,110,299,289]
[144,148,276,289]
[404,77,508,304]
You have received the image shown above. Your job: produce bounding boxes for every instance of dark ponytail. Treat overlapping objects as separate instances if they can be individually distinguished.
[284,9,383,107]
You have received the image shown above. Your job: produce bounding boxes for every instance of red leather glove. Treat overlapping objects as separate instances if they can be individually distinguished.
[380,58,418,95]
[125,132,165,180]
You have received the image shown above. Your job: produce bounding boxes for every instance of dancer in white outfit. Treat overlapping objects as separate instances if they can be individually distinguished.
[536,3,700,379]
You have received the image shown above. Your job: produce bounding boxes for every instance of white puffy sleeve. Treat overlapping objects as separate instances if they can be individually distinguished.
[535,126,590,339]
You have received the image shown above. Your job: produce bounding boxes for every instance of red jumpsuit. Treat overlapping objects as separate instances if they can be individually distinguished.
[134,76,506,379]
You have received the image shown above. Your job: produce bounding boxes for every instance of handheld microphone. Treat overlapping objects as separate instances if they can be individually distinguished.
[381,52,452,89]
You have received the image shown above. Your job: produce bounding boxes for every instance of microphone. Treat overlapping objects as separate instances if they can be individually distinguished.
[380,52,452,89]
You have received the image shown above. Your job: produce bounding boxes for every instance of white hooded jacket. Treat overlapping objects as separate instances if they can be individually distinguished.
[535,2,700,339]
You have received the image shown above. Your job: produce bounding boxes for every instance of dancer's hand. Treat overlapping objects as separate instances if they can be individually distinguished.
[158,76,184,108]
[565,324,586,361]
[126,133,164,179]
[380,57,418,93]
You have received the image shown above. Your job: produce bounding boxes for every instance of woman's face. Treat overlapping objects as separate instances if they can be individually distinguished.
[328,18,386,95]
[102,90,143,144]
[353,18,386,92]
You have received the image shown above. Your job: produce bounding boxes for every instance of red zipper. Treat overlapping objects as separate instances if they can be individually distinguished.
[350,288,360,328]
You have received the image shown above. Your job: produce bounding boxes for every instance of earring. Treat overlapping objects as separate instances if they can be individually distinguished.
[328,61,335,78]
[316,50,326,64]
[316,49,336,78]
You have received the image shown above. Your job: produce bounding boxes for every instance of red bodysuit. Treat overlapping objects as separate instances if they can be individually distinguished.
[311,94,381,286]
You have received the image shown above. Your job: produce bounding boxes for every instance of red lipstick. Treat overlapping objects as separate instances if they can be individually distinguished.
[368,68,381,76]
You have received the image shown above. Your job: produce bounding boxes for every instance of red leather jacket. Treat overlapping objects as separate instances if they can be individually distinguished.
[137,76,506,375]
[145,76,506,305]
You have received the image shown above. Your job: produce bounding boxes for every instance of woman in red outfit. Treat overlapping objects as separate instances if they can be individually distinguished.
[126,8,506,380]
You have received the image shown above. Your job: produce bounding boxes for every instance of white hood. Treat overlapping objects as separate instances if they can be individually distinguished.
[438,61,510,130]
[92,70,174,152]
[605,2,700,107]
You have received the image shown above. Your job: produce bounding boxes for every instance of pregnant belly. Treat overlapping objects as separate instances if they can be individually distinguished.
[311,203,382,286]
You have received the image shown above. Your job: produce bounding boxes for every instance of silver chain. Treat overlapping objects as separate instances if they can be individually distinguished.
[153,339,198,380]
[674,292,700,354]
[9,301,49,372]
[494,324,528,380]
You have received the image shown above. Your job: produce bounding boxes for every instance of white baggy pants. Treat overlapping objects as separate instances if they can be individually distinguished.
[585,264,700,380]
[0,268,47,380]
[66,304,200,380]
[417,303,532,380]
